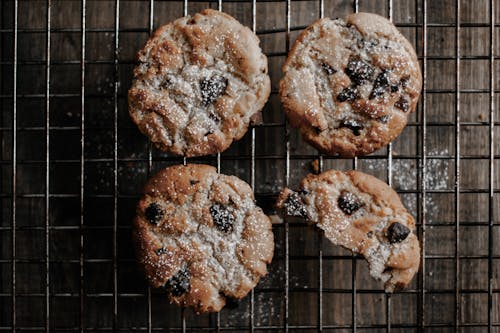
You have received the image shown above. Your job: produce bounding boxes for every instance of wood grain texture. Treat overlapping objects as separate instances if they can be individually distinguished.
[0,0,498,331]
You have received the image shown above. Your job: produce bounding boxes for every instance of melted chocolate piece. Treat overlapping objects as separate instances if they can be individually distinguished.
[337,190,364,215]
[337,86,359,102]
[339,118,364,136]
[165,268,191,296]
[369,70,390,99]
[210,204,235,233]
[399,76,410,88]
[378,115,390,124]
[345,56,374,85]
[321,62,337,75]
[156,247,167,255]
[283,192,308,218]
[394,96,410,112]
[145,203,164,225]
[200,75,228,106]
[386,222,411,243]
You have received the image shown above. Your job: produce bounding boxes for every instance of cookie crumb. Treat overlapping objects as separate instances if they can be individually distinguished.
[310,159,320,174]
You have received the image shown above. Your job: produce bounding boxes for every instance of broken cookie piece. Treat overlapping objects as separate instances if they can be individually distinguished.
[276,169,420,292]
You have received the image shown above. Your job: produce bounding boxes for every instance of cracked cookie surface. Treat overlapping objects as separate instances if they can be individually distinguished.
[280,12,422,157]
[129,9,271,157]
[277,169,420,292]
[133,164,274,313]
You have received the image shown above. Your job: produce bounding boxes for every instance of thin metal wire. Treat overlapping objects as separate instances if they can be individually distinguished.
[181,308,186,333]
[488,0,496,330]
[3,323,500,331]
[80,1,87,332]
[2,284,499,296]
[454,0,461,329]
[45,0,52,331]
[147,1,154,332]
[113,0,120,330]
[250,0,257,331]
[351,4,359,333]
[181,2,188,330]
[419,0,428,330]
[3,251,499,263]
[3,52,500,66]
[11,0,18,331]
[386,2,393,332]
[284,0,291,331]
[316,1,324,329]
[215,0,222,330]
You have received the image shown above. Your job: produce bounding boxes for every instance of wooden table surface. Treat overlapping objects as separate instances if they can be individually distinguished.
[1,0,499,332]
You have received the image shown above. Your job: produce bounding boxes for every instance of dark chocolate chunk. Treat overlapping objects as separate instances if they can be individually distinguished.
[321,62,337,75]
[337,190,364,215]
[394,96,410,112]
[156,247,167,255]
[399,76,410,88]
[160,78,171,90]
[298,189,309,195]
[377,115,390,124]
[390,84,399,93]
[145,203,164,225]
[208,112,220,123]
[165,268,191,297]
[200,75,228,106]
[190,180,199,185]
[367,231,373,238]
[283,192,308,218]
[386,222,410,243]
[337,86,359,102]
[339,118,364,136]
[356,38,366,49]
[345,56,374,85]
[369,70,390,99]
[210,204,234,233]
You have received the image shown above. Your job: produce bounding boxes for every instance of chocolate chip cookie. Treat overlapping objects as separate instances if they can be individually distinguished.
[280,12,422,157]
[133,164,274,313]
[277,169,420,292]
[129,9,271,157]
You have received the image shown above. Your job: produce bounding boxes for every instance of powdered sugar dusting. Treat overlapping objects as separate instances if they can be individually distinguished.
[135,165,273,312]
[365,148,450,222]
[277,169,419,291]
[281,13,421,156]
[128,9,270,157]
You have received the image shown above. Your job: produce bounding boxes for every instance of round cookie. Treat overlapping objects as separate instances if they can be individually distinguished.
[133,164,274,313]
[277,169,420,292]
[280,12,422,157]
[129,9,271,157]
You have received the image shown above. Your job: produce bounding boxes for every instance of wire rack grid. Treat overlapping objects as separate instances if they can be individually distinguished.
[0,0,499,332]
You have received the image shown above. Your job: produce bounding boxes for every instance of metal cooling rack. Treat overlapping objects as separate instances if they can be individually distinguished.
[0,0,498,331]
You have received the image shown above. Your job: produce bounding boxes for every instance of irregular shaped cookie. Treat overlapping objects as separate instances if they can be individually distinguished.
[129,9,271,157]
[133,164,274,313]
[280,12,422,157]
[277,169,420,292]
